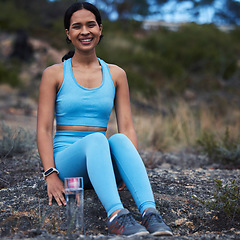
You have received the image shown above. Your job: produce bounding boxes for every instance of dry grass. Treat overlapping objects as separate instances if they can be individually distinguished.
[133,99,240,152]
[1,97,238,155]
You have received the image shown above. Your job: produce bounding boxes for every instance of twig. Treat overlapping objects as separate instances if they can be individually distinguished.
[0,177,10,186]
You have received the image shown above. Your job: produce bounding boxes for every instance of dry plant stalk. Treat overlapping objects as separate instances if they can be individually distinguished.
[133,99,240,152]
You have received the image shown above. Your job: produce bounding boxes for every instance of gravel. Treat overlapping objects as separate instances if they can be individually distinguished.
[0,151,239,239]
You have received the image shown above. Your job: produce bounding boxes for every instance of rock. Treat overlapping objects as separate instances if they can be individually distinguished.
[0,168,240,239]
[10,30,33,62]
[140,151,209,169]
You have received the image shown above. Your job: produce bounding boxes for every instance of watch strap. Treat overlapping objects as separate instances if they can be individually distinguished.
[43,167,59,179]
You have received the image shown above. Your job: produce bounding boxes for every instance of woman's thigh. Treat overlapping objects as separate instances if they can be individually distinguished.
[54,132,107,188]
[54,131,122,188]
[54,138,90,184]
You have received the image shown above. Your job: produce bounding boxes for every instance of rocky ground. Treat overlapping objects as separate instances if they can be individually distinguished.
[0,147,240,239]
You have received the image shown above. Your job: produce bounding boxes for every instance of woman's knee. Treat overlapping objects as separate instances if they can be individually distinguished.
[88,132,107,142]
[109,133,127,143]
[108,133,130,147]
[86,132,109,149]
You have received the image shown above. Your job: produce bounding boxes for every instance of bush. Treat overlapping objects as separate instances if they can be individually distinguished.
[194,179,240,223]
[0,123,36,158]
[96,22,240,97]
[196,128,240,166]
[0,63,21,87]
[0,1,31,31]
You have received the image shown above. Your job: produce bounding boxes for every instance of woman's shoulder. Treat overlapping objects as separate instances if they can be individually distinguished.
[106,63,128,88]
[41,63,64,87]
[107,63,126,78]
[43,63,64,77]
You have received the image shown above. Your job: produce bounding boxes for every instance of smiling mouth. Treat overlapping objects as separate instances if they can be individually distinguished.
[79,38,93,43]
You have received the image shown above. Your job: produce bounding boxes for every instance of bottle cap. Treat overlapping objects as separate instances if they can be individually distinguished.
[68,178,80,189]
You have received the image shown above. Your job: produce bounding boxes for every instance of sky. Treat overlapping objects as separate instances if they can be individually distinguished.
[148,1,214,23]
[78,0,223,23]
[87,0,216,23]
[49,0,240,24]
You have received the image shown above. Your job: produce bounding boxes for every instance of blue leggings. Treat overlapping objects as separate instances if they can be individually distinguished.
[53,131,156,217]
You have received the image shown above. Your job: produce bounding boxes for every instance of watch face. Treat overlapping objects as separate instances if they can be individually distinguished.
[45,168,53,175]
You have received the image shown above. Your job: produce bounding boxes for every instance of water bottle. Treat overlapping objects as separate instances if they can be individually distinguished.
[64,177,84,235]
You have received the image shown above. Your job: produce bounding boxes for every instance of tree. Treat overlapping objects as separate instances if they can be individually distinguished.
[94,0,150,20]
[214,0,240,24]
[151,0,240,25]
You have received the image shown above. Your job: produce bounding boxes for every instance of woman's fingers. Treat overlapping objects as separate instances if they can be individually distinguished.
[59,190,67,206]
[46,175,66,206]
[49,191,65,206]
[118,182,126,191]
[54,193,63,206]
[48,193,53,206]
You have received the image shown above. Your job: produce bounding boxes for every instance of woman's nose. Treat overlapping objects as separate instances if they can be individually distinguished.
[81,26,89,35]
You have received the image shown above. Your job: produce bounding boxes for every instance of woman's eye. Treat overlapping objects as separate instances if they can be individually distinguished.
[73,26,81,29]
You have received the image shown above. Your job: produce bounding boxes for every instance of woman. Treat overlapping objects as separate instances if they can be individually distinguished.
[37,1,172,237]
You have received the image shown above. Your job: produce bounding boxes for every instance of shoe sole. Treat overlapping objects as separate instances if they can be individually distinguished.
[129,231,149,237]
[151,230,173,236]
[108,230,149,237]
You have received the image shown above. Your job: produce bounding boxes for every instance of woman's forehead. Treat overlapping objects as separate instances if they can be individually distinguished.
[70,9,96,24]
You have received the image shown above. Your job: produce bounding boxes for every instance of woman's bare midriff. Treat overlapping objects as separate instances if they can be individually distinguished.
[56,125,107,132]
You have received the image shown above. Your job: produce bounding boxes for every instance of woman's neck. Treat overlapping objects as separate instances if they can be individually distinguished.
[72,49,98,67]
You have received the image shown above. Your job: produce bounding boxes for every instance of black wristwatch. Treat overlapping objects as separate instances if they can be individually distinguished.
[43,167,59,179]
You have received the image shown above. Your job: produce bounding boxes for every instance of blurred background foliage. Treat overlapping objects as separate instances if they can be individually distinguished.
[0,0,240,152]
[0,0,239,97]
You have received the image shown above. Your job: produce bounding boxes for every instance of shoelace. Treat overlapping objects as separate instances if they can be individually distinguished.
[117,213,138,227]
[143,212,163,225]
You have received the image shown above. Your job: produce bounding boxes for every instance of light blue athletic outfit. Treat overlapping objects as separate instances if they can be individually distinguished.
[53,58,156,217]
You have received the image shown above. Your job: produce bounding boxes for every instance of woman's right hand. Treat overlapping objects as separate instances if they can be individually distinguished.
[45,173,66,206]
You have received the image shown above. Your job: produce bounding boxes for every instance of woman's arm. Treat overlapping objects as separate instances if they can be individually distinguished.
[109,65,139,191]
[110,65,138,149]
[37,64,66,206]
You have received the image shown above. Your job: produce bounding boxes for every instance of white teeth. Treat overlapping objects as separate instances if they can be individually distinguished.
[81,39,92,42]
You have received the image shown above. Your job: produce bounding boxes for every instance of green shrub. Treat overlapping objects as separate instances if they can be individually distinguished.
[0,63,21,87]
[0,123,36,158]
[0,1,31,31]
[1,1,240,99]
[194,179,240,223]
[196,128,240,166]
[96,22,240,97]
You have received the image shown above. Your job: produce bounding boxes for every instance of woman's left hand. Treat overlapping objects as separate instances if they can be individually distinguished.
[118,182,126,191]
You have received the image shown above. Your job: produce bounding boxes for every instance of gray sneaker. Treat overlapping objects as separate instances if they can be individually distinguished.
[142,208,173,236]
[108,209,149,236]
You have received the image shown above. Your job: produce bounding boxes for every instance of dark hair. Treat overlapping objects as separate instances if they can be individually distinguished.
[62,2,103,62]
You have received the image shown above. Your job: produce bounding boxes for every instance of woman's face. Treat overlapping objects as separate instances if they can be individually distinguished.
[66,9,102,52]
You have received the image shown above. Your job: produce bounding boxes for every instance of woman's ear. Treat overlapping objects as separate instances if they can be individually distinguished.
[65,29,71,41]
[99,24,103,35]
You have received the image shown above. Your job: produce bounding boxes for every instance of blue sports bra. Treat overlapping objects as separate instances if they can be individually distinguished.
[55,58,115,128]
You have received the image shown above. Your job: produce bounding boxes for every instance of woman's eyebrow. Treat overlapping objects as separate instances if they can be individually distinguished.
[72,22,82,26]
[87,21,97,24]
[72,21,96,26]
